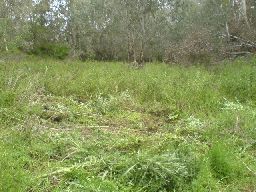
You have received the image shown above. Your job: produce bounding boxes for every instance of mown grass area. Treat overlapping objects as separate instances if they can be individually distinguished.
[0,57,256,191]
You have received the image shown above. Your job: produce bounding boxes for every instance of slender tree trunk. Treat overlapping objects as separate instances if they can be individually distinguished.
[68,0,77,56]
[132,32,136,62]
[240,0,250,28]
[226,22,230,40]
[139,14,146,64]
[3,36,8,51]
[127,32,132,62]
[72,26,77,55]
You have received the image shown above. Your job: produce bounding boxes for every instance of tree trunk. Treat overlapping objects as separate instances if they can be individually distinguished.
[139,14,146,64]
[3,36,8,52]
[127,32,133,62]
[226,22,230,40]
[132,33,136,62]
[68,0,77,56]
[240,0,250,28]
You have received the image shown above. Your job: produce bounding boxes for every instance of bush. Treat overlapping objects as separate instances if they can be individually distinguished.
[165,29,219,64]
[107,153,190,191]
[28,42,70,59]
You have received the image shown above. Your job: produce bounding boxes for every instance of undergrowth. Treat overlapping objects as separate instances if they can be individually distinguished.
[0,57,256,191]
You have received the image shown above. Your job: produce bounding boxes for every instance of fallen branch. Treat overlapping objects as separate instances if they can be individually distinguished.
[221,33,256,49]
[228,51,252,56]
[38,164,84,178]
[61,150,79,162]
[38,157,99,178]
[87,125,110,128]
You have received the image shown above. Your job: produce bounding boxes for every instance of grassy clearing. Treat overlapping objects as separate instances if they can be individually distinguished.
[0,57,256,191]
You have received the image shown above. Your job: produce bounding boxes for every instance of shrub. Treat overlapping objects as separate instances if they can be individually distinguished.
[28,42,70,59]
[165,29,219,64]
[107,153,190,191]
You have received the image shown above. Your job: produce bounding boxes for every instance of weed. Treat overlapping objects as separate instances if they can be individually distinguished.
[0,57,256,191]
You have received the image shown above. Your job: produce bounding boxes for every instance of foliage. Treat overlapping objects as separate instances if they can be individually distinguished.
[0,57,256,191]
[1,0,256,62]
[30,42,70,60]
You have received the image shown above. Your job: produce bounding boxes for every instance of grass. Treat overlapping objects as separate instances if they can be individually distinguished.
[0,56,256,191]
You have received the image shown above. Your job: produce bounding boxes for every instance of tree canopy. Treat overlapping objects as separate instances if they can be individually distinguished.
[1,0,256,62]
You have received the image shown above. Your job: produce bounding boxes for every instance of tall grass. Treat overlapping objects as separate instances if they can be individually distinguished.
[0,57,256,191]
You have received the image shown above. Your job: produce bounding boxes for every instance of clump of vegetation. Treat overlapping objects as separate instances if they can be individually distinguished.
[0,57,256,191]
[29,42,70,60]
[209,143,244,180]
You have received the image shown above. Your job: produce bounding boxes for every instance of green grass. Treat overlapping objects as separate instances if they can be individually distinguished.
[0,56,256,191]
